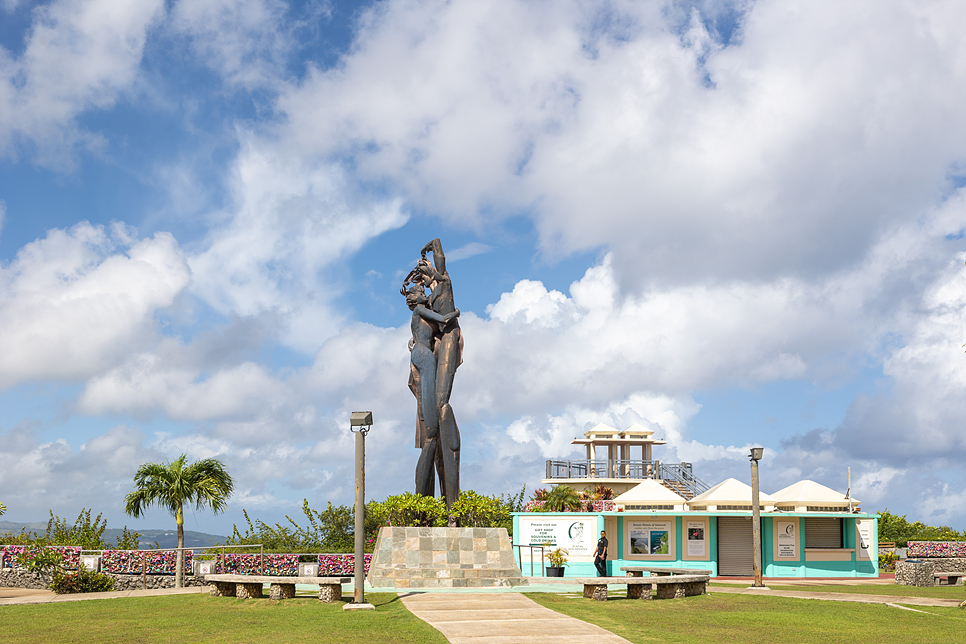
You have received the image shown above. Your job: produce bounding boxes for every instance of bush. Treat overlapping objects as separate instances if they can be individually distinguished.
[15,547,65,573]
[50,567,115,594]
[878,552,900,572]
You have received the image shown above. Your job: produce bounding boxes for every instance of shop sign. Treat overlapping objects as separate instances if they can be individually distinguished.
[687,521,706,557]
[521,518,595,556]
[628,520,672,555]
[776,519,798,559]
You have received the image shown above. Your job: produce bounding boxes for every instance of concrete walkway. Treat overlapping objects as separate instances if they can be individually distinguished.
[710,585,964,608]
[399,592,631,644]
[0,586,205,606]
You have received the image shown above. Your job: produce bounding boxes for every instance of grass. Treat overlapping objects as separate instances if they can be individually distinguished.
[527,592,966,644]
[0,593,448,644]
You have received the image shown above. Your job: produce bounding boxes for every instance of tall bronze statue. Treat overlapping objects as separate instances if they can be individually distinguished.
[402,238,463,520]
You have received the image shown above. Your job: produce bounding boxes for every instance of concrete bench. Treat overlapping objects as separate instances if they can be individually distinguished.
[933,572,964,587]
[621,566,713,577]
[575,574,710,601]
[204,574,351,602]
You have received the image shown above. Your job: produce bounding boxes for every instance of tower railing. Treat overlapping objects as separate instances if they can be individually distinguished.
[544,459,710,499]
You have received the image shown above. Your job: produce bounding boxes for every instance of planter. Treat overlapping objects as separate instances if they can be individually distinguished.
[546,566,565,577]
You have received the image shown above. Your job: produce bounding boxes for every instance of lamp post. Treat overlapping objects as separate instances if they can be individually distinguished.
[345,411,375,611]
[749,447,765,588]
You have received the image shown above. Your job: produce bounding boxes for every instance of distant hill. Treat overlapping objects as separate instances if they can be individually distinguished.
[0,521,227,550]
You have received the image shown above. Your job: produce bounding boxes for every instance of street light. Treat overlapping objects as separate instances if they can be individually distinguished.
[749,447,765,588]
[345,411,375,611]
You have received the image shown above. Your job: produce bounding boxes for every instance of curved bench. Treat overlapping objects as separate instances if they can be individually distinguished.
[204,574,351,602]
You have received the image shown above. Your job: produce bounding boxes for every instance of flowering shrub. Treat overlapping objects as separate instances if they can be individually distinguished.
[520,500,615,513]
[318,554,371,575]
[102,550,193,575]
[907,541,966,558]
[51,567,115,594]
[1,546,80,570]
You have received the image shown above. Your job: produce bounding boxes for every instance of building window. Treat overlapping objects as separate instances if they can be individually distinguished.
[804,517,842,548]
[625,504,673,510]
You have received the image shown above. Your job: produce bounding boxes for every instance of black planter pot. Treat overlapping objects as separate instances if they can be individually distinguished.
[546,566,565,577]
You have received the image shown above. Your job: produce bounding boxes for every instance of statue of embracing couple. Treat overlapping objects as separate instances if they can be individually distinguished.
[401,239,463,523]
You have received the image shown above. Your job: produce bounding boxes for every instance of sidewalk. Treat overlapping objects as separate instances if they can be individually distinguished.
[400,592,631,644]
[709,585,964,608]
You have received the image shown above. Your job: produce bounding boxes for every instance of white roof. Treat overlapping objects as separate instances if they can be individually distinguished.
[584,423,619,438]
[620,423,654,437]
[687,478,776,506]
[770,480,858,505]
[614,479,687,503]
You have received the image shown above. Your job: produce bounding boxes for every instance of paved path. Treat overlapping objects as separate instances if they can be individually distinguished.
[399,592,631,644]
[0,586,205,606]
[710,585,963,608]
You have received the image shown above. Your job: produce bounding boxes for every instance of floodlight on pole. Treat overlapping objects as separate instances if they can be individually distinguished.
[749,447,766,589]
[345,411,375,611]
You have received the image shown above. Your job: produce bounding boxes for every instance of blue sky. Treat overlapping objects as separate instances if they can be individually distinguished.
[2,0,966,536]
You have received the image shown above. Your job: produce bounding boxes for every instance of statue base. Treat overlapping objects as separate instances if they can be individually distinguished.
[367,526,527,588]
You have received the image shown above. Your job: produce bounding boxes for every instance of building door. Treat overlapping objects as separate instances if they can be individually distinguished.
[717,516,755,576]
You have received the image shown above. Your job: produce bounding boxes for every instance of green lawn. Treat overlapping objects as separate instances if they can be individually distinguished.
[0,593,448,644]
[527,592,966,644]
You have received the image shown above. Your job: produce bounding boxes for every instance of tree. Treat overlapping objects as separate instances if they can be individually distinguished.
[540,485,583,512]
[0,502,5,516]
[124,455,234,587]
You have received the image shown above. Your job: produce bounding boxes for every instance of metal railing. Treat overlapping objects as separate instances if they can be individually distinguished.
[512,544,546,577]
[544,459,710,499]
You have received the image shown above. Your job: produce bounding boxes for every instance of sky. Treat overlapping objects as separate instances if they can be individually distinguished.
[1,0,966,537]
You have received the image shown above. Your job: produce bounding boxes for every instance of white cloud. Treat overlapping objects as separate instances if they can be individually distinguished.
[0,0,164,167]
[169,0,293,90]
[187,136,409,352]
[275,0,966,286]
[446,242,494,262]
[0,223,190,387]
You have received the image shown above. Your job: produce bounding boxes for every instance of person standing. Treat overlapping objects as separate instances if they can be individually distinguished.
[595,530,608,576]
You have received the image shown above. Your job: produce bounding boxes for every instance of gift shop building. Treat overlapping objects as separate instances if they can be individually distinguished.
[513,424,879,579]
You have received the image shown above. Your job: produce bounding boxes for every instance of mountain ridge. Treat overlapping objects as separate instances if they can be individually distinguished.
[0,521,227,549]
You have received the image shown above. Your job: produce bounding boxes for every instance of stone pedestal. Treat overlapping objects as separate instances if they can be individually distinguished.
[269,583,296,600]
[236,582,263,599]
[367,527,527,589]
[319,583,343,602]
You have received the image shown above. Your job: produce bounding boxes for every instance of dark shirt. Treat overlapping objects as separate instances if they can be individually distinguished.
[596,537,608,559]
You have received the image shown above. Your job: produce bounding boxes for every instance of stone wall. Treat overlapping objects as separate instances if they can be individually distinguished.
[0,569,207,591]
[895,557,966,586]
[368,526,526,588]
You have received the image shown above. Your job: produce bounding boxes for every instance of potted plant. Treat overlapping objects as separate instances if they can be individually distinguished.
[545,547,568,577]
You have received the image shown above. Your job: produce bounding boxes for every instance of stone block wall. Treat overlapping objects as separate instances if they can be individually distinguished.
[368,526,526,588]
[895,557,966,586]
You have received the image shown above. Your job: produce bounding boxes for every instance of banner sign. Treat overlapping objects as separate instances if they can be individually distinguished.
[521,518,595,556]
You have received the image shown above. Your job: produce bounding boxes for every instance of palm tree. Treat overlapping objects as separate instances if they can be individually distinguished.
[542,485,583,512]
[124,455,234,588]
